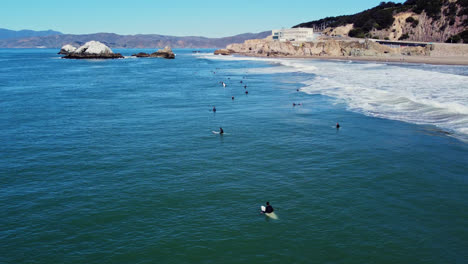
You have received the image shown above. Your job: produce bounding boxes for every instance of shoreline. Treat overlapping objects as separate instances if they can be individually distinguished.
[1,47,466,66]
[236,53,468,66]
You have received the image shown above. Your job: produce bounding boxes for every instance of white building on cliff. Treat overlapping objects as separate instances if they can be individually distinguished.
[272,28,315,42]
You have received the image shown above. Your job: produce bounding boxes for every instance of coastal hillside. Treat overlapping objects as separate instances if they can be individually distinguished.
[294,0,468,43]
[225,37,468,65]
[0,28,62,40]
[0,31,271,49]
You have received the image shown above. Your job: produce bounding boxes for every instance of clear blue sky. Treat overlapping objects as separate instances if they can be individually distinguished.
[1,0,406,37]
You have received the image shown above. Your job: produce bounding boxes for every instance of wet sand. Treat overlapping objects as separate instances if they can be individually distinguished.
[240,53,468,66]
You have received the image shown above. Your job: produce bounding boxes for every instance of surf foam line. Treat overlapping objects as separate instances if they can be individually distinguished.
[297,61,468,141]
[197,54,468,141]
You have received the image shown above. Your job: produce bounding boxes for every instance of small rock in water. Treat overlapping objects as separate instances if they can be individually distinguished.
[150,46,175,59]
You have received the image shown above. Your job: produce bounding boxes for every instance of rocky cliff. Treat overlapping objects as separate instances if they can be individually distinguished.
[224,38,468,59]
[348,10,467,43]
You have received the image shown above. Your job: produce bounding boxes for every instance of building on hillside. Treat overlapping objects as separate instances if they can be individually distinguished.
[272,28,315,42]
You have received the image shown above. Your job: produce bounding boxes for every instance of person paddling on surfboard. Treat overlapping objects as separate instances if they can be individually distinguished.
[263,202,274,213]
[219,127,224,134]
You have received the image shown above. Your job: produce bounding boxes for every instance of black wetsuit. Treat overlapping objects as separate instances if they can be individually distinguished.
[219,128,224,134]
[265,205,274,213]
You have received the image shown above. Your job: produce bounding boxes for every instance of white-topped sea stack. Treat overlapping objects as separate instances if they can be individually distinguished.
[58,44,77,55]
[62,41,123,59]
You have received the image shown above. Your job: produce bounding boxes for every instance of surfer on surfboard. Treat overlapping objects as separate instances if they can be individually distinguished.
[261,202,278,219]
[212,127,224,135]
[262,202,274,213]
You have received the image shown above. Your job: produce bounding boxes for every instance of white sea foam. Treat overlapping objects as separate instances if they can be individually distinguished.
[195,53,280,63]
[299,60,468,140]
[227,66,299,74]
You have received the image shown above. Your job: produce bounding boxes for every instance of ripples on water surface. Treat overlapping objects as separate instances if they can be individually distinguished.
[0,49,467,263]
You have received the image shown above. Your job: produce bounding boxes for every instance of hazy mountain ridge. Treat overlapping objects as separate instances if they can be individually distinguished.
[294,0,468,43]
[0,31,271,49]
[0,28,63,40]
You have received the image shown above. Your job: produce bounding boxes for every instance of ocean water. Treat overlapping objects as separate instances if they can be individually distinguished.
[1,49,467,263]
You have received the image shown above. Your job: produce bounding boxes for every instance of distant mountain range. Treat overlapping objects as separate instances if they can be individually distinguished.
[0,28,63,40]
[0,29,271,49]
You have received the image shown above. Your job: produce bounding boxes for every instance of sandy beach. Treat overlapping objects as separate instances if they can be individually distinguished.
[238,53,468,66]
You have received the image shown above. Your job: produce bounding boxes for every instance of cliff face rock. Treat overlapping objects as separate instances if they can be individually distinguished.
[58,44,77,55]
[226,38,435,58]
[366,11,467,42]
[62,41,123,59]
[323,24,354,37]
[405,12,466,42]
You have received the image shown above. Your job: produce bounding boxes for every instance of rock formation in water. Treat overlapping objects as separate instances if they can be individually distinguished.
[62,41,123,59]
[131,46,175,59]
[150,46,175,59]
[131,52,151,57]
[58,44,77,55]
[214,49,232,55]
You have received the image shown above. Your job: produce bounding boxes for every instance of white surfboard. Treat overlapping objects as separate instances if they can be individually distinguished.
[261,205,278,219]
[212,131,220,134]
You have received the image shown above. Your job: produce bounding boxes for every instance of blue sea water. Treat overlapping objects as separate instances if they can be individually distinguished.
[1,49,467,263]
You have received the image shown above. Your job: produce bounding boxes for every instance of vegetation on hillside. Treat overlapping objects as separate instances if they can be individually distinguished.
[294,2,404,33]
[446,30,468,43]
[293,0,468,39]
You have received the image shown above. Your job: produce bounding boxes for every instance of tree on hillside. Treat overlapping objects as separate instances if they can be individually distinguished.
[374,8,395,29]
[406,0,443,18]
